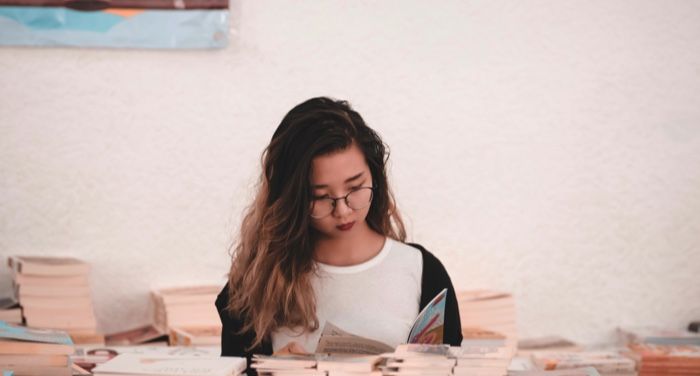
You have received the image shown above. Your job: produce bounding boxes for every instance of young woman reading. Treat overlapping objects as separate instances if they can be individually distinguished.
[216,97,462,364]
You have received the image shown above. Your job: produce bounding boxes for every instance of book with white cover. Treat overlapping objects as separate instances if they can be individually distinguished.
[251,354,319,370]
[92,353,246,376]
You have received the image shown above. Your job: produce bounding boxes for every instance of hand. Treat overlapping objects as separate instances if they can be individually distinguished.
[274,341,310,356]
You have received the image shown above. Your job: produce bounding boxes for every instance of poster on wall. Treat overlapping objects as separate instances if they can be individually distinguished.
[0,0,229,49]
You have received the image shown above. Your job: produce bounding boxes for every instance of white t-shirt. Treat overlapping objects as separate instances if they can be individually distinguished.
[271,238,423,353]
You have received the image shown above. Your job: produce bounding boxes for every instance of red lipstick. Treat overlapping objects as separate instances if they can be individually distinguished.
[336,221,355,231]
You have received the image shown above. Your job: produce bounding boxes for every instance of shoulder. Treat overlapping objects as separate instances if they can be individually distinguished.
[406,242,447,274]
[388,239,422,263]
[216,284,228,306]
[215,283,230,315]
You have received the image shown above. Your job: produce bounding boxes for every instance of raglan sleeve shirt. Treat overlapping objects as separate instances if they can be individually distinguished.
[215,242,462,365]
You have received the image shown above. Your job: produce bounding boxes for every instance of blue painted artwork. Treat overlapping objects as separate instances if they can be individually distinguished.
[0,1,229,49]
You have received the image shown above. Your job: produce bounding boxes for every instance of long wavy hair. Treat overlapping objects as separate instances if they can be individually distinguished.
[226,97,406,349]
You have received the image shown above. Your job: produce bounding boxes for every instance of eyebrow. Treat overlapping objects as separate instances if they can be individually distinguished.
[312,172,364,189]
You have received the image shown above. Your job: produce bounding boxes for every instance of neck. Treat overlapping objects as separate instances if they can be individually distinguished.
[314,223,385,266]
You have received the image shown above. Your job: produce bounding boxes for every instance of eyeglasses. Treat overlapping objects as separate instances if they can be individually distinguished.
[310,187,374,219]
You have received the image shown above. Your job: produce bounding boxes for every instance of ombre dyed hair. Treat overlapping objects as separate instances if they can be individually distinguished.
[226,97,406,349]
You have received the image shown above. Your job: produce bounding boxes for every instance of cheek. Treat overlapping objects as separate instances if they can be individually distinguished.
[310,217,331,232]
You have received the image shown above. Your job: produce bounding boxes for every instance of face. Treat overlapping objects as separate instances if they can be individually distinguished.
[309,142,373,238]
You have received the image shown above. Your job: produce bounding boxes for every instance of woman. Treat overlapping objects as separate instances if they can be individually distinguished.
[216,97,462,364]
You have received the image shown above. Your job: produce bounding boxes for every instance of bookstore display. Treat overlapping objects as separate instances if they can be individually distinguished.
[1,255,699,376]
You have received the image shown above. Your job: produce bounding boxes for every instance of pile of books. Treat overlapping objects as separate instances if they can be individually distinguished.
[151,285,222,346]
[624,343,700,376]
[381,343,513,376]
[530,351,636,376]
[92,352,247,376]
[457,290,518,349]
[383,345,456,375]
[8,255,103,344]
[0,320,75,376]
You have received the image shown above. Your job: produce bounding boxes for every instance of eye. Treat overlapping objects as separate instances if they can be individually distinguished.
[313,194,330,200]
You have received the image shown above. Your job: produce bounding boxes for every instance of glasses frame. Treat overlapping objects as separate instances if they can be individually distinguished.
[309,186,375,219]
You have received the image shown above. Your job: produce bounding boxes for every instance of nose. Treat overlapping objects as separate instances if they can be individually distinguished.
[332,198,353,218]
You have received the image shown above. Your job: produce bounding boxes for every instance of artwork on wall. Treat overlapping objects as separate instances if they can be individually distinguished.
[0,0,229,49]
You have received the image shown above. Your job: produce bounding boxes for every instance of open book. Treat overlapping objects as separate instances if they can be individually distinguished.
[315,288,447,355]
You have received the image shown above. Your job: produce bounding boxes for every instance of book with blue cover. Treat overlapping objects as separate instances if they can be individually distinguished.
[0,320,74,355]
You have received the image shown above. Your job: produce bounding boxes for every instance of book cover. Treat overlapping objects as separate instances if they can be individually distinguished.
[0,320,73,345]
[407,288,447,344]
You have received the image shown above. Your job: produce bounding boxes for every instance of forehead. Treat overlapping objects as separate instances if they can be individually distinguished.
[310,143,370,186]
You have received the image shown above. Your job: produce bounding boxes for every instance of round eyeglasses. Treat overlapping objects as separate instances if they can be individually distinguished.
[310,187,374,219]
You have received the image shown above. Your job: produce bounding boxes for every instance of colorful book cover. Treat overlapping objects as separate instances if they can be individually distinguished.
[407,288,447,344]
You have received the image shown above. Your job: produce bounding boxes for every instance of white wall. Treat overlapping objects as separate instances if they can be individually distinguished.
[1,0,699,346]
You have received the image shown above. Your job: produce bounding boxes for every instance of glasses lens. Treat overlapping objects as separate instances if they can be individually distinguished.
[311,198,334,218]
[346,187,373,210]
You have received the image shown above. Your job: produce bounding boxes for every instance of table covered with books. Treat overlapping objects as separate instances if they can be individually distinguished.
[1,255,700,376]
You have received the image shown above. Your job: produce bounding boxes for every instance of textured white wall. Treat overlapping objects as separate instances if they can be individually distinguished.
[1,1,699,346]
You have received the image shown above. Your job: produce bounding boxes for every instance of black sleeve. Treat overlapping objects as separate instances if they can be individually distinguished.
[216,284,247,357]
[215,283,272,374]
[408,243,463,346]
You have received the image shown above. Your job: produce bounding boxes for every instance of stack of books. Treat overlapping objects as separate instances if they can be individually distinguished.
[151,285,221,346]
[383,343,513,376]
[92,352,247,376]
[0,320,75,376]
[457,290,518,349]
[530,351,637,376]
[624,343,700,376]
[383,345,456,375]
[8,255,103,344]
[251,354,322,375]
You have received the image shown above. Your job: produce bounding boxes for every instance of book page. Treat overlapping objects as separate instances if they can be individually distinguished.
[315,322,394,355]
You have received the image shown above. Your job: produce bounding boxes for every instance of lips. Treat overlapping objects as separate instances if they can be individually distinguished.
[336,221,355,231]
